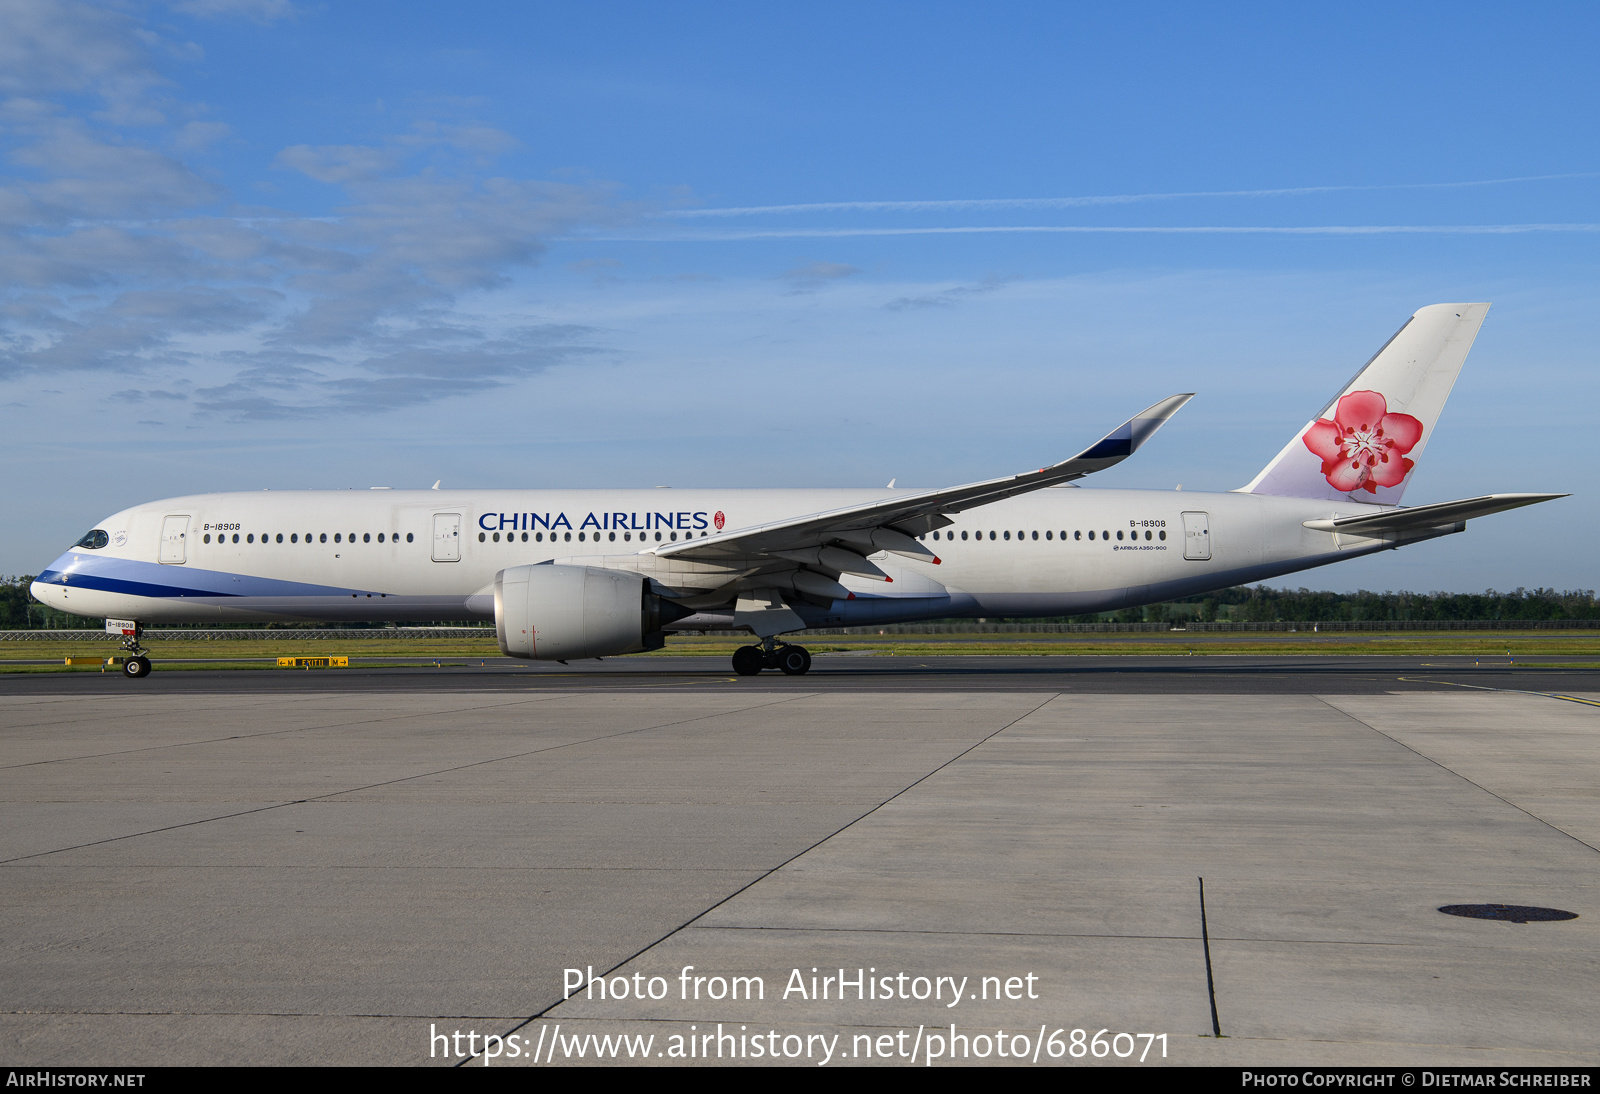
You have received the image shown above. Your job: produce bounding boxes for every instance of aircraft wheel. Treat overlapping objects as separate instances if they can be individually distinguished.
[122,656,151,679]
[731,646,765,676]
[775,644,811,676]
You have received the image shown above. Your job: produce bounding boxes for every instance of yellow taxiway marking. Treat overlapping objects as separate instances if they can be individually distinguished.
[1398,677,1600,709]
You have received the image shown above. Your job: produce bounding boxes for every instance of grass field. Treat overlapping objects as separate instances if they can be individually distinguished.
[3,630,1599,672]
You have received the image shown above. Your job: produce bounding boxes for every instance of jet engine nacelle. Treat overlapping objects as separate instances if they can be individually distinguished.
[495,564,675,660]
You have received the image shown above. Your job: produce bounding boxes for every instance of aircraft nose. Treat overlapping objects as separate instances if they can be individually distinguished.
[31,552,79,609]
[29,578,60,609]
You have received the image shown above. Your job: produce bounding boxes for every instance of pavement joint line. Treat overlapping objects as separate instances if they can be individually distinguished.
[462,692,1062,1067]
[0,692,575,770]
[1315,695,1600,857]
[0,684,381,723]
[2,865,771,872]
[685,926,1420,945]
[0,692,815,866]
[1395,676,1600,709]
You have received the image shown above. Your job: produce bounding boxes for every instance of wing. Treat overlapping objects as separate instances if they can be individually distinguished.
[1302,493,1568,536]
[653,393,1193,566]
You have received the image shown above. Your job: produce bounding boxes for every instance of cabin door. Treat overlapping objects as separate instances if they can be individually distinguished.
[432,512,462,562]
[159,515,189,564]
[1181,511,1211,561]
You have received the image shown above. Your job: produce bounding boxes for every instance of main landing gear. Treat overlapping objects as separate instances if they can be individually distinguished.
[732,639,812,676]
[117,624,151,680]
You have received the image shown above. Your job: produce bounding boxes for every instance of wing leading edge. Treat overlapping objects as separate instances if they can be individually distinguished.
[654,393,1194,565]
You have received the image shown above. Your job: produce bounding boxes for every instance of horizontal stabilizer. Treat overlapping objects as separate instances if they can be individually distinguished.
[1302,493,1567,536]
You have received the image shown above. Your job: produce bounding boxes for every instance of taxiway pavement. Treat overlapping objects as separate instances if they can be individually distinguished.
[1,667,1596,1066]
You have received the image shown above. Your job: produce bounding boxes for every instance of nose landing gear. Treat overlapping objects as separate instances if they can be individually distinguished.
[731,638,812,676]
[116,623,152,680]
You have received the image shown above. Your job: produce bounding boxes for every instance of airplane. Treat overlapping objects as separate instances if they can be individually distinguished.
[31,303,1565,679]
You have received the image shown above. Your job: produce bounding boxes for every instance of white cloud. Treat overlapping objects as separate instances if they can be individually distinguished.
[0,2,635,415]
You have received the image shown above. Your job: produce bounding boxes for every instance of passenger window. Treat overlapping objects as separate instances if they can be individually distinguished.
[1088,531,1094,540]
[1145,530,1152,540]
[961,531,968,540]
[334,533,341,543]
[247,534,254,543]
[654,532,661,541]
[278,534,285,543]
[1159,530,1166,540]
[1117,531,1123,540]
[1045,531,1052,540]
[479,532,486,542]
[564,532,572,541]
[364,533,370,543]
[989,531,996,540]
[671,532,678,540]
[406,533,414,542]
[493,532,501,542]
[203,534,211,544]
[1031,530,1038,540]
[535,532,543,542]
[232,533,239,543]
[319,533,327,543]
[609,532,616,541]
[1103,530,1109,540]
[521,532,528,542]
[1004,530,1010,540]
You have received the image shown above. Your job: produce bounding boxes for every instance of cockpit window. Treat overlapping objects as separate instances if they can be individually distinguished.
[74,529,109,549]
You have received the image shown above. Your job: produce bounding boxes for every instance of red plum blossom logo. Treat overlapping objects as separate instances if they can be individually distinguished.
[1303,390,1424,495]
[713,511,726,531]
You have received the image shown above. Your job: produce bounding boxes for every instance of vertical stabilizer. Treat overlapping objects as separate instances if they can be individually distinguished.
[1240,303,1488,504]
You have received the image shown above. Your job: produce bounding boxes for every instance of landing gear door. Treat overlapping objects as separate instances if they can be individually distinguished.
[1181,511,1211,560]
[159,515,189,564]
[432,512,462,562]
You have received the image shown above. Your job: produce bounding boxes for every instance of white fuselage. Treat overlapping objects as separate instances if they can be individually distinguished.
[31,486,1438,628]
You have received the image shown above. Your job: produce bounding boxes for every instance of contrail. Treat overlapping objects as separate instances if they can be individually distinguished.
[591,222,1600,242]
[662,173,1600,218]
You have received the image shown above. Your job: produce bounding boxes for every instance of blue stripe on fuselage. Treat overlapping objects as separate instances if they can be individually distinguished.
[36,568,244,599]
[36,554,369,601]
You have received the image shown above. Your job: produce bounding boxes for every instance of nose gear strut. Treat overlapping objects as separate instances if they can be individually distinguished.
[117,623,152,679]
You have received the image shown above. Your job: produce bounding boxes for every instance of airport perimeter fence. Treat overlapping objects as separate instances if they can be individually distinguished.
[3,619,1599,641]
[792,619,1600,634]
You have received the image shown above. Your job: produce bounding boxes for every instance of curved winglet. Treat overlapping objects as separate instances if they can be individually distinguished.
[1056,393,1194,471]
[651,392,1195,562]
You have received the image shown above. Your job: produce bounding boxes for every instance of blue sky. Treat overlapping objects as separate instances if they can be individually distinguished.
[2,1,1597,592]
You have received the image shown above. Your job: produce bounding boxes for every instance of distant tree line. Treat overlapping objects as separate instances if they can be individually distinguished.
[1062,586,1600,625]
[3,573,1596,629]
